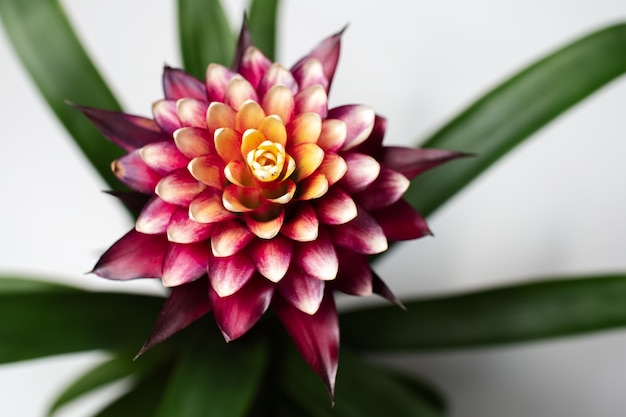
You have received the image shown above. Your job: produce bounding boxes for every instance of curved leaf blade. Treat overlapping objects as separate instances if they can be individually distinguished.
[279,344,443,416]
[0,0,124,190]
[247,0,280,60]
[341,275,626,351]
[48,352,164,416]
[0,281,164,363]
[178,0,234,78]
[155,332,269,417]
[408,23,626,218]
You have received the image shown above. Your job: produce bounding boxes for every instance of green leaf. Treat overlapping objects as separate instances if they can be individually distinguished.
[279,345,443,417]
[178,0,235,78]
[247,0,280,60]
[0,0,124,190]
[48,352,165,416]
[155,331,269,417]
[0,276,79,294]
[93,364,171,417]
[0,281,164,363]
[341,275,626,351]
[408,23,626,218]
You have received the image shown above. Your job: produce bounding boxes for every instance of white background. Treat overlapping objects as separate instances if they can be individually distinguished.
[2,0,626,416]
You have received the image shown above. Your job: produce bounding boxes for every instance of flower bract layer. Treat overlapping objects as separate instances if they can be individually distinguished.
[83,23,462,396]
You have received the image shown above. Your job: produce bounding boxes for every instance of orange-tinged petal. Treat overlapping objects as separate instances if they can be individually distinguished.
[287,112,322,146]
[261,180,296,204]
[135,197,177,235]
[241,129,266,157]
[225,76,258,110]
[224,160,253,186]
[189,188,236,223]
[317,119,347,152]
[187,155,225,189]
[222,184,261,212]
[296,172,329,200]
[235,100,265,132]
[140,142,188,175]
[258,115,287,147]
[176,98,208,128]
[281,203,319,242]
[292,143,324,181]
[206,102,236,133]
[245,209,285,239]
[166,207,215,244]
[173,127,214,159]
[262,85,294,123]
[318,153,347,185]
[211,220,254,257]
[214,127,242,163]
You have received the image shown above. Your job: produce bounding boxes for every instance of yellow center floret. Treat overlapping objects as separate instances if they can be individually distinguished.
[246,140,287,182]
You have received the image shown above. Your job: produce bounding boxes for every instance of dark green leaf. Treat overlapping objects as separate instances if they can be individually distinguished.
[48,352,164,416]
[279,345,443,417]
[155,331,269,417]
[408,23,626,218]
[0,276,79,294]
[247,0,280,60]
[0,284,164,363]
[0,0,124,190]
[93,364,171,417]
[341,275,626,351]
[178,0,235,78]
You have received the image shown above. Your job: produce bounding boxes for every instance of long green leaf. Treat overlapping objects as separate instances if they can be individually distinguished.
[48,352,164,416]
[155,331,269,417]
[408,23,626,218]
[247,0,280,60]
[341,275,626,351]
[0,276,79,294]
[0,0,124,190]
[0,281,164,363]
[279,345,443,417]
[178,0,234,78]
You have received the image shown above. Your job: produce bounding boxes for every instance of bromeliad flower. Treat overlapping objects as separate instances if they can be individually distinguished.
[81,23,462,395]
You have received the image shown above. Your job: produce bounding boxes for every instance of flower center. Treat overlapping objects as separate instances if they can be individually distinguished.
[246,140,287,182]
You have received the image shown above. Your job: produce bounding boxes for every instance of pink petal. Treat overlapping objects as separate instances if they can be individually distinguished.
[207,101,237,133]
[136,278,211,358]
[188,155,226,189]
[239,46,272,89]
[208,251,256,297]
[331,208,388,254]
[162,241,211,287]
[140,141,189,175]
[381,147,469,179]
[294,230,338,281]
[281,202,319,242]
[291,58,328,92]
[277,268,325,315]
[177,98,209,128]
[211,220,255,257]
[262,85,294,123]
[74,104,167,151]
[112,150,162,194]
[258,63,298,97]
[314,187,358,225]
[291,27,344,91]
[173,127,215,159]
[274,291,339,398]
[327,105,375,150]
[135,196,178,235]
[338,152,380,193]
[210,275,274,342]
[152,99,182,136]
[189,187,236,223]
[244,209,285,240]
[354,166,410,210]
[372,199,432,241]
[294,85,328,117]
[166,207,215,244]
[163,66,207,100]
[317,152,347,186]
[248,236,292,283]
[332,249,372,296]
[316,119,346,152]
[155,168,205,205]
[205,64,238,102]
[92,229,167,280]
[225,77,259,110]
[351,115,387,157]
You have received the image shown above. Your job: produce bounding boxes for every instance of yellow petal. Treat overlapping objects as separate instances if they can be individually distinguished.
[262,85,294,123]
[288,112,322,146]
[235,100,265,132]
[291,143,324,181]
[258,115,287,147]
[214,127,242,163]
